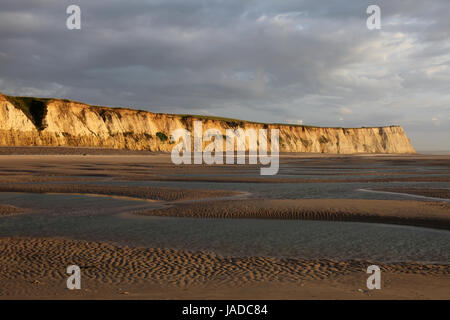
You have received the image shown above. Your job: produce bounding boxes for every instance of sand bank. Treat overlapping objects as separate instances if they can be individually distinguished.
[135,199,450,230]
[0,183,236,202]
[0,205,24,217]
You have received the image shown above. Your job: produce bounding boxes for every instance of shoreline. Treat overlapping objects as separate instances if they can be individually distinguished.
[0,146,447,157]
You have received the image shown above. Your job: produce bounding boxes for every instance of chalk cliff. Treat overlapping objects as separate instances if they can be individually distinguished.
[0,93,416,153]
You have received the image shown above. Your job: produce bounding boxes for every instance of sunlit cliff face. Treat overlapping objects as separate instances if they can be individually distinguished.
[0,94,415,154]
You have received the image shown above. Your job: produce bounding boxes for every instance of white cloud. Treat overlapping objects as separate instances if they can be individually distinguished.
[339,107,352,115]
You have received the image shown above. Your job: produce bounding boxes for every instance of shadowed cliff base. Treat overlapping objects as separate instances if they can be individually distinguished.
[0,146,161,155]
[0,93,416,153]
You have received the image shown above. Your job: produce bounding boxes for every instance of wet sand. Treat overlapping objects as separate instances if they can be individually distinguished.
[375,188,450,200]
[134,199,450,230]
[0,205,24,217]
[0,148,449,299]
[0,151,449,184]
[0,237,448,300]
[0,183,236,202]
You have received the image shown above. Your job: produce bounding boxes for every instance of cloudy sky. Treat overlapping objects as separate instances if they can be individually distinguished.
[1,0,449,151]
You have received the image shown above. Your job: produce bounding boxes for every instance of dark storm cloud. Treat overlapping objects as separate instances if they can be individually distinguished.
[0,0,449,150]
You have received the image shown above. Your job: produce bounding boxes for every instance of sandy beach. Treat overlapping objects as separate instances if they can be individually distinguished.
[1,237,448,300]
[0,148,449,299]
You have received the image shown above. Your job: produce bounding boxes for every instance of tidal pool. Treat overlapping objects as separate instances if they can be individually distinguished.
[0,192,449,264]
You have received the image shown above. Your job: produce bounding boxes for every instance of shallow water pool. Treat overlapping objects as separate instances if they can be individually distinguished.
[0,192,449,264]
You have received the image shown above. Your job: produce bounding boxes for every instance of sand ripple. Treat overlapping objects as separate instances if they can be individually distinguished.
[0,237,448,298]
[0,183,235,202]
[135,199,450,230]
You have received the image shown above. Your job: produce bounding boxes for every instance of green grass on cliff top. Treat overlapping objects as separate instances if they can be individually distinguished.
[2,93,399,130]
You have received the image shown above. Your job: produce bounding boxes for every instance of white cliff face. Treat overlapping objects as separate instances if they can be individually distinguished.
[0,105,35,131]
[0,93,416,153]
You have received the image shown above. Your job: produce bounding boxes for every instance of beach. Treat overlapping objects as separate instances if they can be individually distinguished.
[0,237,447,299]
[0,148,449,299]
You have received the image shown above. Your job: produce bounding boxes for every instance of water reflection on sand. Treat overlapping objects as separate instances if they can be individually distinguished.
[0,192,449,264]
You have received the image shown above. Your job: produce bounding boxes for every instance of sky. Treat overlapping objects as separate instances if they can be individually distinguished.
[0,0,449,151]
